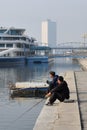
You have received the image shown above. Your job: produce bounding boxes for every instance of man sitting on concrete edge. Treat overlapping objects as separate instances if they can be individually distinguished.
[46,71,59,92]
[45,76,70,105]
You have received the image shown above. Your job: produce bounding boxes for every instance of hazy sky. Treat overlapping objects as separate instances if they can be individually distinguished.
[0,0,87,43]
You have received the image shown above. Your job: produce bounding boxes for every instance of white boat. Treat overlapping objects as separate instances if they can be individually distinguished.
[0,27,36,57]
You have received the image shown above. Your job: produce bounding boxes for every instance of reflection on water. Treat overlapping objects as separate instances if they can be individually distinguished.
[0,58,81,130]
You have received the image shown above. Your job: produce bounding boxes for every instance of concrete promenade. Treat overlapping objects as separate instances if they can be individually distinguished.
[75,71,87,130]
[75,59,87,130]
[33,71,82,130]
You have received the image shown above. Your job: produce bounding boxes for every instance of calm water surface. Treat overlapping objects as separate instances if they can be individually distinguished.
[0,58,81,130]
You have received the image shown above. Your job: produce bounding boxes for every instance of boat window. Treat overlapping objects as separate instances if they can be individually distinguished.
[6,44,13,47]
[0,44,5,47]
[25,44,29,48]
[0,30,6,33]
[16,43,22,48]
[21,37,26,41]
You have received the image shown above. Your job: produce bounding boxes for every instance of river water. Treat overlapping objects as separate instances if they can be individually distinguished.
[0,58,81,130]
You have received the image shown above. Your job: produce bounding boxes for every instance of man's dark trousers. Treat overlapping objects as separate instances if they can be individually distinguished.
[49,92,64,104]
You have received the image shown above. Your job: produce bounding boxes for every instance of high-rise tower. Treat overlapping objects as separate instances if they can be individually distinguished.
[41,19,57,47]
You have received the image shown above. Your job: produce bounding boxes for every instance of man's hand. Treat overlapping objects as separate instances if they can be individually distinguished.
[46,80,49,84]
[45,92,51,98]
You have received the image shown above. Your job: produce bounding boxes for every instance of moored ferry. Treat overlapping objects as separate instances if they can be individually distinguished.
[0,27,36,66]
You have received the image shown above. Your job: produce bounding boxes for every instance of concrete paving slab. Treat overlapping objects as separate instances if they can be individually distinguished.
[53,125,81,130]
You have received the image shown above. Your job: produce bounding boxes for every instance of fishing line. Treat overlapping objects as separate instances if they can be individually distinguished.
[13,98,45,122]
[5,98,45,130]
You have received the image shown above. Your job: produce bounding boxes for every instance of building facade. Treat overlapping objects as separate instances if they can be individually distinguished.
[41,19,57,47]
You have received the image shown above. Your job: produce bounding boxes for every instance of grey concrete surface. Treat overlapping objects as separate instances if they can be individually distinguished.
[75,71,87,130]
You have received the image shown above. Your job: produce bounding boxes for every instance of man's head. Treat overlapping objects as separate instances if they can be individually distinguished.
[49,71,55,78]
[58,76,64,84]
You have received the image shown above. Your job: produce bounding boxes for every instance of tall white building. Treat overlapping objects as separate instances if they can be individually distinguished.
[41,19,57,47]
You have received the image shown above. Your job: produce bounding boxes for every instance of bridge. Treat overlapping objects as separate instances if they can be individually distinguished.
[30,42,87,58]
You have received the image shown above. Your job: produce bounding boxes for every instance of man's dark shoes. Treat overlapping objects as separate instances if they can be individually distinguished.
[45,102,53,106]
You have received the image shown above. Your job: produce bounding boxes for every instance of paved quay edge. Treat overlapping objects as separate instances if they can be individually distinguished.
[33,71,82,130]
[75,71,87,130]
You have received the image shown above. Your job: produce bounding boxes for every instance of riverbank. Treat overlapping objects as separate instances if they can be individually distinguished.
[33,71,82,130]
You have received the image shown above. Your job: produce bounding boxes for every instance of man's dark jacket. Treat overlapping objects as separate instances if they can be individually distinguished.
[47,75,58,90]
[50,81,70,99]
